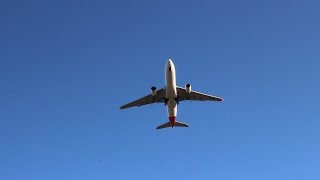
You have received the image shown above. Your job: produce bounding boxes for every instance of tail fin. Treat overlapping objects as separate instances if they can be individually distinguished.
[156,121,189,130]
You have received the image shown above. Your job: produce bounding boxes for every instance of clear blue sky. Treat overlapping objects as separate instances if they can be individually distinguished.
[1,0,320,179]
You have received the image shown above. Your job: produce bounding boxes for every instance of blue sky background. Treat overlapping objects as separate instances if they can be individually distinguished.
[1,0,320,179]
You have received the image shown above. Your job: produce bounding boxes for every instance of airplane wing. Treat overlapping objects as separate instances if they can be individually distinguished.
[176,86,223,102]
[120,88,166,109]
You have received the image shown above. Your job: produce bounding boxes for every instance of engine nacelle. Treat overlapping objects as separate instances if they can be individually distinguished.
[151,86,157,96]
[185,83,191,94]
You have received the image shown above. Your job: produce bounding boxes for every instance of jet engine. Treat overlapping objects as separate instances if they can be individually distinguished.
[185,84,191,94]
[151,86,157,96]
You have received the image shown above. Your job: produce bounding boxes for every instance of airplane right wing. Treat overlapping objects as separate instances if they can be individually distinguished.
[120,88,166,109]
[177,86,223,102]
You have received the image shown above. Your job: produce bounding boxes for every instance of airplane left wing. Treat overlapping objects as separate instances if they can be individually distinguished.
[177,86,223,102]
[120,88,165,109]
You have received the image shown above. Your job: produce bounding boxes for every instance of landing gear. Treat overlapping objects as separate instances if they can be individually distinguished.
[174,96,180,105]
[163,97,180,105]
[163,98,169,106]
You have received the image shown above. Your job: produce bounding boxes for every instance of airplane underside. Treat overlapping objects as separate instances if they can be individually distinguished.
[120,59,223,130]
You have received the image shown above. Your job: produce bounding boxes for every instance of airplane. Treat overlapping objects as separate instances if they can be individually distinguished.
[120,59,223,130]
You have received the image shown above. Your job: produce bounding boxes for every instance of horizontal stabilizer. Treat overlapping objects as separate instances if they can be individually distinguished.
[156,121,189,130]
[175,121,189,128]
[156,122,171,130]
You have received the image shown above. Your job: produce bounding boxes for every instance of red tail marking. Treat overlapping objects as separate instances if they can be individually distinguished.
[169,116,176,127]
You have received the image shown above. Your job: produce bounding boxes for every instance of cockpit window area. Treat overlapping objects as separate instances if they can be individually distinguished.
[169,67,171,71]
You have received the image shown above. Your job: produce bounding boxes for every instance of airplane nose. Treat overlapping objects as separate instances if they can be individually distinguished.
[167,59,173,66]
[166,58,175,72]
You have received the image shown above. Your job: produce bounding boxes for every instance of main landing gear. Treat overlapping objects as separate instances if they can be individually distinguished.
[163,97,181,106]
[163,98,169,106]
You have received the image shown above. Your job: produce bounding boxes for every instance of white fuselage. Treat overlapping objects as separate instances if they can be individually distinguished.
[165,60,178,121]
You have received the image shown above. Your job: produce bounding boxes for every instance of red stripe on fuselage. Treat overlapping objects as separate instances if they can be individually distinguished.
[169,116,176,127]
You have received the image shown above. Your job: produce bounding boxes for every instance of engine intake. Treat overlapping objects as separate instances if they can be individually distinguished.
[151,86,157,96]
[185,84,191,94]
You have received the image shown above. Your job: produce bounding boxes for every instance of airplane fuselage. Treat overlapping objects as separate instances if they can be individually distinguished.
[120,58,223,130]
[165,60,178,126]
